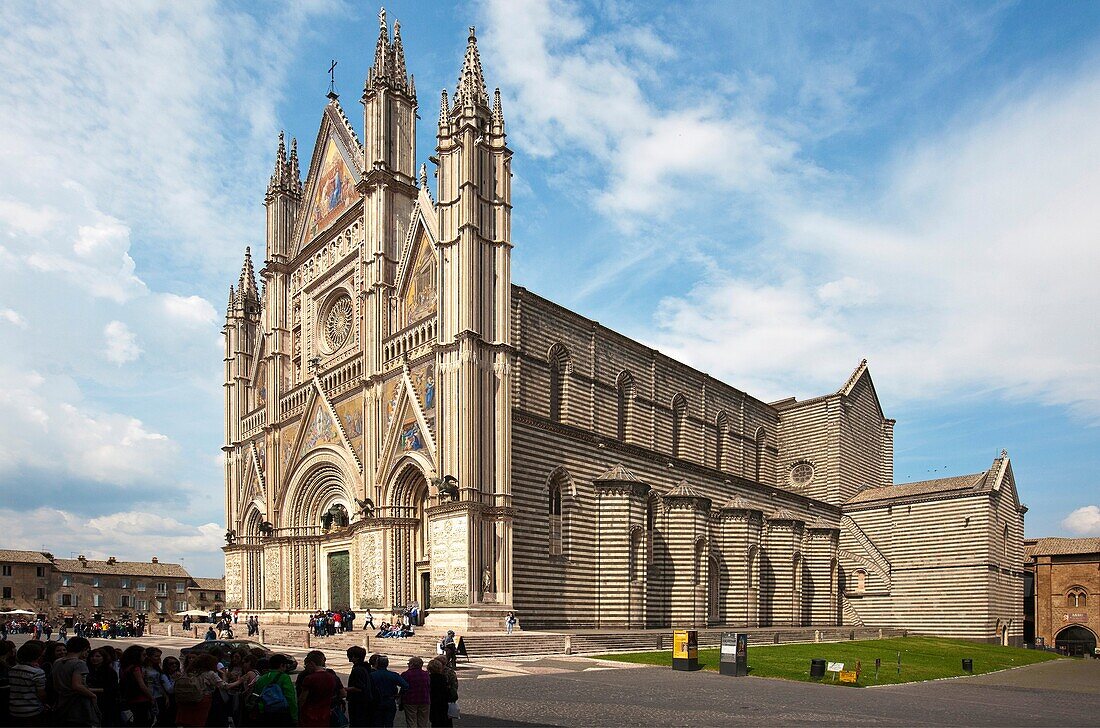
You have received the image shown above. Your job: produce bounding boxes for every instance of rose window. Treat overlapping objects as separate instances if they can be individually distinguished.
[789,462,815,489]
[323,295,353,351]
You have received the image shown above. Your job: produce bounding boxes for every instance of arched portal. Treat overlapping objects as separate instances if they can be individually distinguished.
[390,462,432,618]
[1054,625,1097,656]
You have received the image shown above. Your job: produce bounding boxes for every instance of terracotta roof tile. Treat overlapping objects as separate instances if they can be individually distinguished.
[1024,537,1100,557]
[846,471,989,505]
[594,463,642,482]
[190,578,225,590]
[0,550,52,564]
[52,559,191,578]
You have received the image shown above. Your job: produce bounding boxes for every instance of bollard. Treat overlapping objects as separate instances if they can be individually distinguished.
[962,658,973,672]
[814,630,821,643]
[564,635,572,655]
[305,631,311,649]
[260,629,266,644]
[167,625,172,637]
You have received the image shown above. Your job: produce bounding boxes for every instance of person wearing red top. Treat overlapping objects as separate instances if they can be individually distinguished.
[296,650,345,727]
[400,656,430,727]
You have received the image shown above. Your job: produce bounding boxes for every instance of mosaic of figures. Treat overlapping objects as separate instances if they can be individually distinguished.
[299,399,342,458]
[402,231,437,324]
[335,394,365,462]
[281,422,300,469]
[308,138,357,240]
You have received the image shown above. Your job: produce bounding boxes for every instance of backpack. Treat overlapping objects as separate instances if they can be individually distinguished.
[259,681,289,713]
[174,674,204,704]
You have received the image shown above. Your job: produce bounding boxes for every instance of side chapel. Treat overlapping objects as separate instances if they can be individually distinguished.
[222,11,1026,640]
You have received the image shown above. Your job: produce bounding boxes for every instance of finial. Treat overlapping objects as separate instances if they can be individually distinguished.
[227,285,235,312]
[468,25,476,40]
[379,6,386,29]
[245,245,251,257]
[419,163,428,188]
[439,88,449,126]
[1000,449,1008,459]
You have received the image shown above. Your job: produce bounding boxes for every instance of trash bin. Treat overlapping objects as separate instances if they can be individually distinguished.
[810,659,826,679]
[962,658,973,672]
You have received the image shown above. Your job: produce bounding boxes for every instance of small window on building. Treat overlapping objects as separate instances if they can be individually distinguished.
[2,586,11,599]
[62,576,72,587]
[156,582,167,595]
[93,594,102,607]
[549,484,563,557]
[136,582,146,592]
[616,371,635,441]
[92,576,100,588]
[36,587,45,600]
[216,592,222,601]
[175,600,188,612]
[119,595,131,608]
[548,344,570,424]
[1067,588,1088,608]
[35,566,45,578]
[137,599,147,612]
[176,582,186,594]
[61,593,72,606]
[672,394,688,458]
[120,577,130,589]
[853,569,867,593]
[3,565,12,576]
[200,591,207,600]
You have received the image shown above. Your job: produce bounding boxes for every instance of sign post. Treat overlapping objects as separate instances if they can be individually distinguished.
[719,632,748,676]
[672,629,700,671]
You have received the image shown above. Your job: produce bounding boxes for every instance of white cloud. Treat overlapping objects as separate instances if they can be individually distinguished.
[1062,505,1100,537]
[650,64,1100,417]
[0,508,224,577]
[160,294,217,328]
[0,308,27,328]
[0,367,177,486]
[103,321,142,364]
[481,0,801,226]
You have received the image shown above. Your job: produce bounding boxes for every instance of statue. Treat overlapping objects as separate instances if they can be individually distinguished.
[355,497,376,519]
[259,521,275,537]
[437,475,460,502]
[224,529,236,545]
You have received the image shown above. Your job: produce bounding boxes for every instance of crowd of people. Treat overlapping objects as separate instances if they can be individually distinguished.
[0,636,460,727]
[2,616,147,642]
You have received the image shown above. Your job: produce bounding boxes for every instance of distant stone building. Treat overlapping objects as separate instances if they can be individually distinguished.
[0,550,53,614]
[0,550,221,623]
[1024,537,1098,654]
[220,8,1026,641]
[188,578,226,613]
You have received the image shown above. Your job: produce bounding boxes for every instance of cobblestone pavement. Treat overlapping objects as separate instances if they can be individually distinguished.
[9,635,1098,726]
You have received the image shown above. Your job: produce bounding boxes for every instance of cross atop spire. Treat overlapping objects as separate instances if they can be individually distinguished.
[452,25,489,110]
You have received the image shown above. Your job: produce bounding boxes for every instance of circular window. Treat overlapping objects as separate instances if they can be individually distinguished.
[789,462,814,489]
[322,294,354,352]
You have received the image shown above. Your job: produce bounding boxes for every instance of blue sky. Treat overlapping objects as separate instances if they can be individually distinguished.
[1,0,1098,577]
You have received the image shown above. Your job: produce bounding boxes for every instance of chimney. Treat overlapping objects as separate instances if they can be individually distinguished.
[107,556,117,565]
[78,555,87,568]
[151,557,158,563]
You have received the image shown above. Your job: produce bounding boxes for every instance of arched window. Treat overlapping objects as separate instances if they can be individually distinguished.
[1003,524,1009,558]
[754,427,767,482]
[548,344,571,423]
[629,529,644,582]
[548,483,563,557]
[1067,588,1088,608]
[853,568,867,593]
[616,371,635,441]
[672,394,688,458]
[715,412,729,470]
[693,539,706,585]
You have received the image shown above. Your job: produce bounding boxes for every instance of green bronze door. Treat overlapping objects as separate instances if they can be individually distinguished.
[328,550,350,611]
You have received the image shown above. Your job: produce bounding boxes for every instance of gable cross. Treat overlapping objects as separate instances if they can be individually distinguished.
[328,59,338,96]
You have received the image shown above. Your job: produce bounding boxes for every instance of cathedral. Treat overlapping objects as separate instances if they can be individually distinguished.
[222,11,1026,641]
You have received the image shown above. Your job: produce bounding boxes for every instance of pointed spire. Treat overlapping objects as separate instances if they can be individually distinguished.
[237,246,259,307]
[227,285,236,315]
[288,137,302,197]
[393,20,407,82]
[373,7,389,77]
[419,163,428,189]
[266,131,287,200]
[453,26,489,109]
[491,87,504,126]
[439,88,450,127]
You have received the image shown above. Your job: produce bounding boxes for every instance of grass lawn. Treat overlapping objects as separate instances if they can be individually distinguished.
[597,636,1063,686]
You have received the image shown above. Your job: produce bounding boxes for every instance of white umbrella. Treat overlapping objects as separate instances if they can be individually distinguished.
[1,609,36,615]
[177,609,213,616]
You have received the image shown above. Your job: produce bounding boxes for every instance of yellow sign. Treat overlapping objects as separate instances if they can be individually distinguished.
[839,670,859,683]
[673,630,698,659]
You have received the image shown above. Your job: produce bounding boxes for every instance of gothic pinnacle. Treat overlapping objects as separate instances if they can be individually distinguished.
[238,246,258,305]
[227,285,235,315]
[393,20,408,84]
[373,6,390,79]
[439,88,450,127]
[288,137,302,196]
[492,87,504,126]
[419,162,428,189]
[454,25,489,109]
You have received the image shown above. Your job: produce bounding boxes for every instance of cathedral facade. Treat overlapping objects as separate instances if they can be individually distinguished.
[222,12,1026,640]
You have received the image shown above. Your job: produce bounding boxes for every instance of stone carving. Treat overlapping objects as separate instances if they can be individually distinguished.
[357,531,384,607]
[264,547,282,609]
[224,551,244,606]
[430,515,468,607]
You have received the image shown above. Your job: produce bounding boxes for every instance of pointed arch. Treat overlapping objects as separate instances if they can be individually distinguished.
[546,466,576,558]
[615,370,635,441]
[672,393,688,458]
[547,343,572,424]
[279,447,359,530]
[715,411,729,470]
[754,426,767,482]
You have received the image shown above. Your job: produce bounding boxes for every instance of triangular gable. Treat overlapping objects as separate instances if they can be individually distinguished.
[289,379,358,468]
[375,368,437,484]
[292,102,364,257]
[394,198,439,328]
[989,452,1022,509]
[838,359,886,420]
